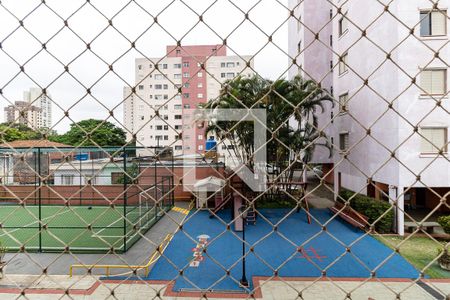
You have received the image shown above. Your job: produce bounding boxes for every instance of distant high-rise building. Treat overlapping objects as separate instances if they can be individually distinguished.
[123,45,254,157]
[23,88,52,128]
[4,101,42,129]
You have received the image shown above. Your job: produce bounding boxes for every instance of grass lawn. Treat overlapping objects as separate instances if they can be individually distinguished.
[375,235,450,279]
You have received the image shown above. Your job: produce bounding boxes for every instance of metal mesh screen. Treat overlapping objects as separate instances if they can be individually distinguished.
[0,0,449,299]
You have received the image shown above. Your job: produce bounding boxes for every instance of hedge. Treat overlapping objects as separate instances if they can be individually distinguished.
[437,216,450,234]
[339,189,395,233]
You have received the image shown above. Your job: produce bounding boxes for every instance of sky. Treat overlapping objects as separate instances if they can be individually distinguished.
[0,0,290,133]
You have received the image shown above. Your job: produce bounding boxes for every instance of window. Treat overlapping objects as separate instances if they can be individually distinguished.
[339,93,349,112]
[175,145,182,150]
[174,74,182,79]
[198,145,204,151]
[164,135,168,140]
[420,128,448,154]
[420,10,447,36]
[175,125,182,130]
[338,15,349,36]
[176,50,181,55]
[138,65,142,70]
[226,72,235,79]
[198,82,203,88]
[421,69,446,95]
[198,135,203,140]
[221,73,226,78]
[174,104,182,109]
[175,115,182,120]
[163,84,168,90]
[183,62,190,67]
[183,93,190,98]
[339,133,349,151]
[155,95,163,100]
[197,93,204,99]
[198,72,203,78]
[184,83,190,88]
[138,85,144,90]
[61,175,74,185]
[154,74,163,80]
[184,104,190,109]
[156,125,163,130]
[339,53,348,75]
[221,62,226,68]
[183,72,189,78]
[174,63,182,69]
[226,62,235,68]
[330,34,333,47]
[155,84,162,90]
[158,63,168,69]
[164,125,168,130]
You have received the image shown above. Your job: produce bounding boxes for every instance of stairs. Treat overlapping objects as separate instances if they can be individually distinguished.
[245,207,256,225]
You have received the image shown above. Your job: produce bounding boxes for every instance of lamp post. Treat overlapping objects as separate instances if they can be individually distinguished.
[238,205,249,287]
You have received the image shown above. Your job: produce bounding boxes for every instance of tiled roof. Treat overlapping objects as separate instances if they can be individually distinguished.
[0,140,72,148]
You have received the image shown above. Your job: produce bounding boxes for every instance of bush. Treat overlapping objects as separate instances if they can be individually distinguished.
[339,189,395,233]
[437,216,450,234]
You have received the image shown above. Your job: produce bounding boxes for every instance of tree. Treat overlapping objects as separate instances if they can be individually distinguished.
[51,119,126,147]
[0,123,43,142]
[203,75,331,192]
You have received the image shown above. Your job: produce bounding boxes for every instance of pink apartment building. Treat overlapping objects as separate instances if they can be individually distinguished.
[124,45,254,157]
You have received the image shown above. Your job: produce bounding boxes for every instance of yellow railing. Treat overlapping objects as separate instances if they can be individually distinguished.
[69,233,173,277]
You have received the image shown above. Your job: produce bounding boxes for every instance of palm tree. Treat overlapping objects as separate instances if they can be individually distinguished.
[202,74,332,193]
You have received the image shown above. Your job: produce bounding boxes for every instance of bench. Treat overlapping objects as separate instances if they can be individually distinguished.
[404,222,440,234]
[329,202,369,229]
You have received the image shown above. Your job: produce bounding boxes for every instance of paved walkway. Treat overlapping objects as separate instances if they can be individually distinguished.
[0,276,448,299]
[3,202,190,276]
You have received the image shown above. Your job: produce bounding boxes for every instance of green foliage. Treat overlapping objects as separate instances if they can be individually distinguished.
[51,119,126,147]
[339,189,394,233]
[0,122,43,142]
[202,75,332,170]
[437,215,450,234]
[257,195,297,209]
[115,163,139,184]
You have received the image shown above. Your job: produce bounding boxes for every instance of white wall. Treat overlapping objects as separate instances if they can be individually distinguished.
[333,0,450,193]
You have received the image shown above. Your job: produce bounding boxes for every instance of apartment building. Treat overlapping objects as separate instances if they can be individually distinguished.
[123,45,254,157]
[4,101,42,129]
[289,0,450,234]
[3,88,52,129]
[288,0,335,183]
[23,88,52,128]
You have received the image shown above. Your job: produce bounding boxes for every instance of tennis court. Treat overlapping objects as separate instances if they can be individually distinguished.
[0,203,168,253]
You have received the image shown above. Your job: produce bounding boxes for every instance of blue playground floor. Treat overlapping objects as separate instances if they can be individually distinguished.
[147,209,420,292]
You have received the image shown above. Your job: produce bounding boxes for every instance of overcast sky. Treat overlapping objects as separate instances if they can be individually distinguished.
[0,0,289,133]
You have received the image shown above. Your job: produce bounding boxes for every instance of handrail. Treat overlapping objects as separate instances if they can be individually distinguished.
[69,233,173,277]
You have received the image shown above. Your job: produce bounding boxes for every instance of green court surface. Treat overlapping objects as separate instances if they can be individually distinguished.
[0,205,165,253]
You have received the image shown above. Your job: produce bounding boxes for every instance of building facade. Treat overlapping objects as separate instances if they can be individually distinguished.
[123,45,254,157]
[288,0,335,183]
[4,101,42,129]
[3,88,52,129]
[289,0,450,234]
[23,88,52,128]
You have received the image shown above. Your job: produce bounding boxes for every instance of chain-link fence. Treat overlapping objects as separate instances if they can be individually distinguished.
[0,0,449,299]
